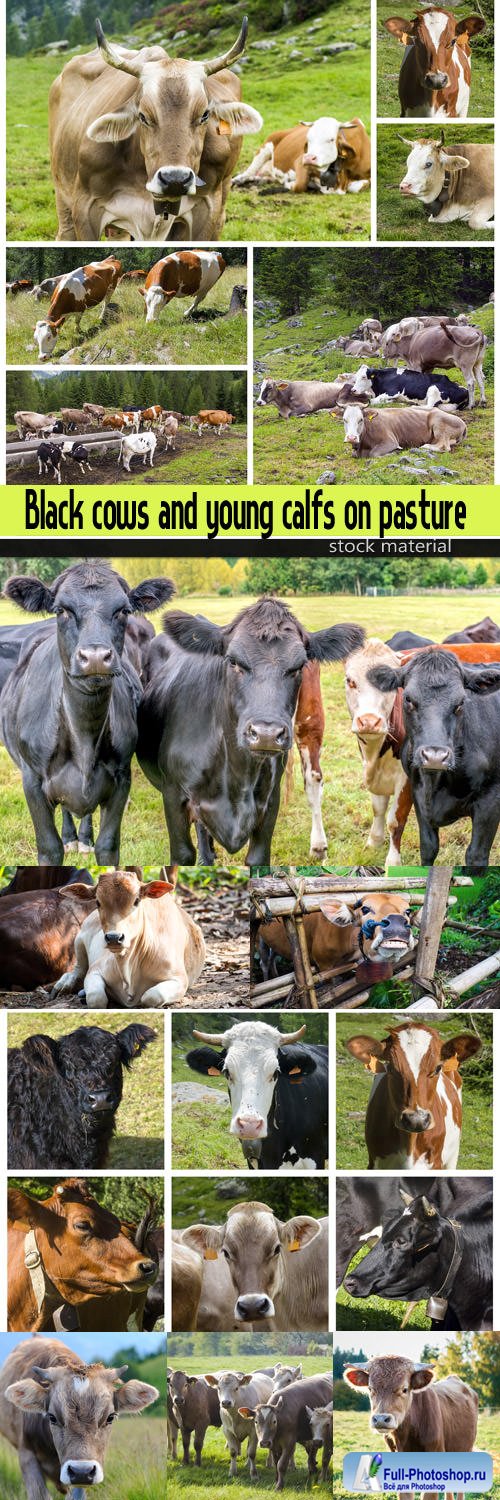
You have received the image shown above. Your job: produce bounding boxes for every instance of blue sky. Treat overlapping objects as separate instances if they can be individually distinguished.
[0,1333,165,1364]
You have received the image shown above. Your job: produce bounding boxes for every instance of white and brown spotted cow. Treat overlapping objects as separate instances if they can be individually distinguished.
[140,250,226,321]
[345,1022,482,1169]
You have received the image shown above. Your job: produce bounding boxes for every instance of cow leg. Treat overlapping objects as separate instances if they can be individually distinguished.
[140,975,189,1007]
[94,776,131,865]
[78,813,94,854]
[54,188,77,241]
[21,764,64,863]
[193,1421,207,1466]
[466,793,500,865]
[275,1439,295,1491]
[227,1437,240,1477]
[18,1448,53,1500]
[415,809,440,865]
[84,967,111,1008]
[473,358,486,406]
[368,792,389,848]
[386,776,413,866]
[62,809,79,852]
[162,785,197,864]
[247,1427,259,1480]
[196,821,216,865]
[298,743,327,858]
[181,1426,192,1465]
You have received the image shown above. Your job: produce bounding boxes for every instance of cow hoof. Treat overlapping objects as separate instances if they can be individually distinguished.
[78,841,93,854]
[64,840,78,853]
[310,844,327,860]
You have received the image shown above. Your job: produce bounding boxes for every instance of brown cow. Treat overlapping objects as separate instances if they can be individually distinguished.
[33,256,122,360]
[0,882,96,990]
[8,1179,158,1331]
[292,660,327,858]
[259,891,415,985]
[119,267,147,280]
[385,7,485,119]
[345,1022,482,1169]
[102,410,138,431]
[198,408,234,433]
[140,249,226,321]
[172,1242,203,1331]
[342,401,467,454]
[0,1337,159,1496]
[344,1357,478,1500]
[168,1367,222,1467]
[6,279,34,295]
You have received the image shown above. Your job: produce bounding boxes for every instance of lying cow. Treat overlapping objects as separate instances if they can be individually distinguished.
[342,401,467,454]
[0,1338,159,1497]
[33,255,122,360]
[384,7,485,119]
[351,363,469,408]
[256,378,345,418]
[345,1022,482,1169]
[240,1375,333,1491]
[51,869,206,1007]
[234,117,369,194]
[181,1201,329,1330]
[326,119,371,193]
[344,1355,478,1500]
[400,135,494,229]
[140,249,226,321]
[119,431,157,471]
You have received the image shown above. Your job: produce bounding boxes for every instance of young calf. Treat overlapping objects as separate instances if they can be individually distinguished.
[119,431,157,471]
[344,1356,478,1500]
[345,1022,482,1169]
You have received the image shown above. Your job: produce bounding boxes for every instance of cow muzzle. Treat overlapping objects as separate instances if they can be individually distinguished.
[235,1293,275,1320]
[417,744,453,771]
[354,713,387,734]
[400,181,415,195]
[233,1111,266,1140]
[399,1108,432,1132]
[243,720,291,753]
[425,70,448,88]
[146,167,205,201]
[87,1090,116,1113]
[60,1459,104,1486]
[104,930,126,949]
[370,1413,397,1431]
[73,646,116,678]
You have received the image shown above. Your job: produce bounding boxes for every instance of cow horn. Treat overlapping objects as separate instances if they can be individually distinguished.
[278,1025,307,1044]
[95,19,144,77]
[397,133,416,145]
[400,1188,414,1206]
[439,128,445,147]
[192,1028,227,1045]
[203,15,248,75]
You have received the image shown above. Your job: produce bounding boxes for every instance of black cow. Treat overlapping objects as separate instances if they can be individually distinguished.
[336,1176,484,1289]
[343,1185,493,1331]
[1,564,174,864]
[8,1023,157,1169]
[355,367,469,409]
[385,630,434,650]
[62,441,92,474]
[185,1020,328,1169]
[443,616,500,645]
[367,648,500,865]
[37,441,64,484]
[137,598,364,865]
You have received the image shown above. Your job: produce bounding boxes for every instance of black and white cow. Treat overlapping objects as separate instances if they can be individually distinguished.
[351,365,469,409]
[186,1020,328,1169]
[37,441,65,484]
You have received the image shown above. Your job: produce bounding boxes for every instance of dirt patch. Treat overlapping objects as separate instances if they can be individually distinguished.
[5,426,225,485]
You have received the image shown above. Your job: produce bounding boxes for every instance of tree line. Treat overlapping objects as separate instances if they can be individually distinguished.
[7,0,332,56]
[10,1176,164,1222]
[255,248,494,320]
[6,369,247,422]
[7,247,246,280]
[334,1334,500,1409]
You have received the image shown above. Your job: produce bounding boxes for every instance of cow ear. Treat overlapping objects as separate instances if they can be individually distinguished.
[366,662,401,693]
[410,1366,434,1390]
[439,151,470,171]
[457,14,485,35]
[204,1375,220,1386]
[118,1022,157,1063]
[87,108,139,143]
[114,1381,159,1413]
[128,577,175,613]
[343,1364,370,1388]
[161,609,224,656]
[210,101,263,137]
[345,1035,386,1068]
[65,882,96,901]
[462,663,500,695]
[4,1378,49,1412]
[180,1224,222,1258]
[384,15,414,40]
[442,1033,482,1064]
[307,623,365,663]
[4,573,55,614]
[186,1046,226,1076]
[7,1188,58,1233]
[140,879,174,899]
[277,1045,316,1078]
[22,1034,60,1071]
[281,1214,321,1253]
[238,1405,256,1417]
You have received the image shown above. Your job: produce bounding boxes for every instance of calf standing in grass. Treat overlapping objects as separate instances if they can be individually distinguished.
[344,1355,478,1500]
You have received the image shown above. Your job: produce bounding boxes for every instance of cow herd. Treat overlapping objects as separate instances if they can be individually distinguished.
[9,403,236,482]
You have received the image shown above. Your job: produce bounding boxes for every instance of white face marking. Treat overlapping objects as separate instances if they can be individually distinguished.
[34,321,56,359]
[397,1027,432,1083]
[455,54,470,116]
[422,9,449,52]
[144,285,167,322]
[305,117,340,169]
[73,1377,90,1392]
[352,365,373,396]
[343,404,365,443]
[401,143,444,200]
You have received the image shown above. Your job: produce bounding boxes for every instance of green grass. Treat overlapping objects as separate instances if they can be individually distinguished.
[376,0,494,118]
[6,269,248,368]
[335,1013,493,1169]
[254,299,494,485]
[334,1409,500,1497]
[377,125,494,242]
[166,1348,331,1495]
[6,5,370,243]
[0,590,499,868]
[0,1416,166,1499]
[7,1011,164,1168]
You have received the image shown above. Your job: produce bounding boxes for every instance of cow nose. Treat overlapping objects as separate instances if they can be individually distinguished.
[235,1294,274,1320]
[234,1112,266,1138]
[66,1462,99,1483]
[88,1090,114,1111]
[222,1400,232,1409]
[138,1260,157,1278]
[104,930,125,946]
[372,1414,393,1430]
[156,167,195,194]
[425,71,448,87]
[244,720,290,753]
[419,744,452,770]
[355,713,386,733]
[399,1108,432,1131]
[343,1275,360,1295]
[74,646,114,676]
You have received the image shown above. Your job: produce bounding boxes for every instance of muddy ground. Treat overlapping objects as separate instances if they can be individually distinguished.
[5,425,247,485]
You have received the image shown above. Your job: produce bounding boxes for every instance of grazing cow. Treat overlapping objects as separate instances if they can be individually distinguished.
[186,1020,328,1169]
[198,408,235,433]
[345,1022,482,1169]
[342,401,466,454]
[351,364,469,408]
[168,1368,222,1465]
[61,440,92,474]
[240,1375,333,1491]
[259,891,415,987]
[367,647,500,864]
[33,256,122,360]
[14,411,57,440]
[204,1370,274,1478]
[336,1175,484,1288]
[36,440,64,484]
[400,135,494,228]
[0,1338,159,1498]
[384,7,485,118]
[119,431,157,471]
[444,615,500,644]
[0,563,174,864]
[6,278,34,295]
[102,410,139,431]
[137,598,364,865]
[82,401,105,419]
[256,377,361,417]
[181,1202,328,1330]
[344,1185,493,1330]
[8,1022,157,1169]
[31,275,64,301]
[48,18,262,241]
[51,869,206,1008]
[345,638,413,862]
[8,1179,158,1331]
[171,1242,204,1332]
[382,319,486,407]
[344,1356,478,1500]
[0,881,98,990]
[140,250,226,321]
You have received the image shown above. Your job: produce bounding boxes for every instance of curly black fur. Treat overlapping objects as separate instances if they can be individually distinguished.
[8,1023,157,1170]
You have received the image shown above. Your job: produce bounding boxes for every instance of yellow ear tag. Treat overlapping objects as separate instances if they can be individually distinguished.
[365,1054,385,1073]
[207,1067,220,1076]
[217,119,232,136]
[401,30,411,43]
[204,1247,218,1260]
[368,412,376,421]
[442,1054,459,1074]
[288,1238,301,1252]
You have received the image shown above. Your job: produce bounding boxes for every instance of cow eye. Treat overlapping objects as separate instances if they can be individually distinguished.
[138,111,151,126]
[405,697,417,711]
[133,896,140,907]
[221,1247,231,1260]
[198,108,211,124]
[106,1413,116,1424]
[47,1413,59,1426]
[229,658,249,674]
[75,1219,92,1232]
[286,665,303,677]
[272,1243,281,1256]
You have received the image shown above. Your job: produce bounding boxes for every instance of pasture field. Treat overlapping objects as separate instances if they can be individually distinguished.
[333,1410,500,1498]
[6,267,248,368]
[0,1415,166,1500]
[336,1013,493,1170]
[253,299,494,485]
[166,1348,332,1497]
[377,126,495,243]
[6,6,370,244]
[0,589,499,869]
[376,0,494,118]
[5,424,248,486]
[7,1010,164,1169]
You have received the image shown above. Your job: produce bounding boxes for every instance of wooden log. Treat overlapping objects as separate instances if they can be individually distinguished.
[412,867,452,997]
[333,967,415,1010]
[251,893,458,917]
[294,910,319,1009]
[283,914,314,1008]
[448,949,500,996]
[249,875,472,899]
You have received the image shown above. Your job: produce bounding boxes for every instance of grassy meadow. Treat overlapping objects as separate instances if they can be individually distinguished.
[0,589,499,867]
[334,1409,500,1498]
[336,1013,493,1170]
[0,1415,166,1500]
[6,6,370,244]
[376,0,494,118]
[7,1011,164,1168]
[253,298,494,485]
[377,125,495,243]
[6,267,248,368]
